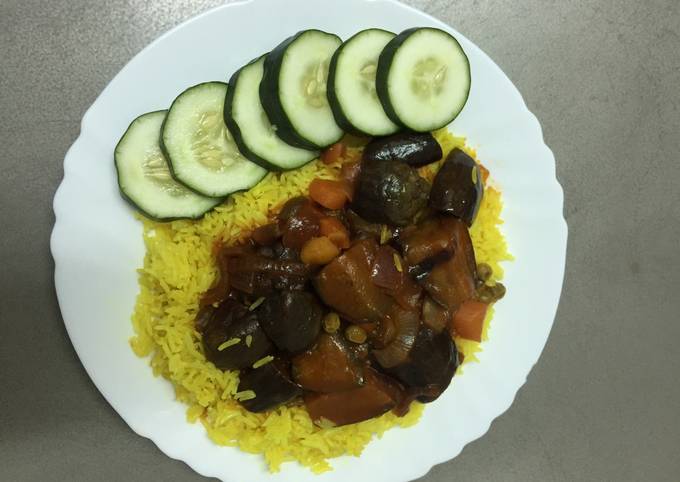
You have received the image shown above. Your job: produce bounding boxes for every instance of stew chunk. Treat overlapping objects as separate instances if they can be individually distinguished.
[352,161,429,226]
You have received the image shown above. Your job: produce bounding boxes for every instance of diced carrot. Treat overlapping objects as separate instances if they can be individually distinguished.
[309,178,349,210]
[321,142,346,165]
[449,300,488,342]
[319,217,350,249]
[301,236,341,265]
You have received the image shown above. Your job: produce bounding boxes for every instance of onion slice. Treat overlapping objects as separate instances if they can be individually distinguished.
[373,307,420,368]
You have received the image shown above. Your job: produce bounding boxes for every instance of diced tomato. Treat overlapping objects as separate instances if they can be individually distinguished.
[321,142,346,165]
[449,300,488,342]
[309,178,350,210]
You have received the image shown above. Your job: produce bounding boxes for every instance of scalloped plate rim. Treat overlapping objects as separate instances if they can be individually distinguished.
[51,1,568,481]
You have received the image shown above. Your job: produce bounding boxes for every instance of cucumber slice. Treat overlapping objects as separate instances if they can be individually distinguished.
[260,30,344,150]
[224,55,319,171]
[376,27,471,132]
[327,29,400,137]
[114,111,221,221]
[162,82,267,197]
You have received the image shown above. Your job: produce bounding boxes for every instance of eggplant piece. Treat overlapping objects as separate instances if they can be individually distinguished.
[278,198,323,249]
[227,250,310,295]
[421,218,478,311]
[256,245,276,259]
[201,246,248,307]
[399,217,458,267]
[258,290,323,354]
[351,160,429,226]
[429,148,483,226]
[383,326,458,402]
[304,368,403,426]
[370,245,423,310]
[237,359,303,412]
[398,216,464,283]
[313,239,391,323]
[252,222,281,246]
[200,300,273,371]
[277,195,308,219]
[370,244,403,292]
[272,241,299,261]
[362,132,442,167]
[407,250,453,282]
[292,333,364,392]
[195,303,218,332]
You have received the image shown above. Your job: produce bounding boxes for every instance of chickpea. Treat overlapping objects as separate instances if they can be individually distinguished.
[345,325,368,344]
[323,312,341,334]
[477,263,493,282]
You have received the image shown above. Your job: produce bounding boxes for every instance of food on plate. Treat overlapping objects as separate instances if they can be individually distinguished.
[362,131,443,167]
[236,359,302,413]
[129,129,510,472]
[224,55,320,170]
[199,299,273,370]
[114,111,221,220]
[161,82,267,197]
[429,147,483,225]
[258,290,323,353]
[115,27,472,221]
[327,28,400,136]
[259,30,344,150]
[376,27,471,132]
[304,367,403,426]
[351,158,430,226]
[120,26,510,473]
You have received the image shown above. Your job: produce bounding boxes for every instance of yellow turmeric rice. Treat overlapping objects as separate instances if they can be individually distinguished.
[129,130,512,473]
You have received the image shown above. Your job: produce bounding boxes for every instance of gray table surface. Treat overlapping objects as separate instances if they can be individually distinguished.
[2,0,679,481]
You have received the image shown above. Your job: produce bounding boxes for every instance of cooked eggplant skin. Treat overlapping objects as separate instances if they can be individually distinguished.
[278,197,323,250]
[200,300,273,371]
[362,132,442,167]
[352,160,429,226]
[227,250,310,295]
[429,148,483,226]
[383,326,458,402]
[399,217,457,267]
[258,290,323,354]
[237,359,303,412]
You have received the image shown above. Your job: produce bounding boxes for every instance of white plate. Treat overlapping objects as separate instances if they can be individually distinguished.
[51,0,567,480]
